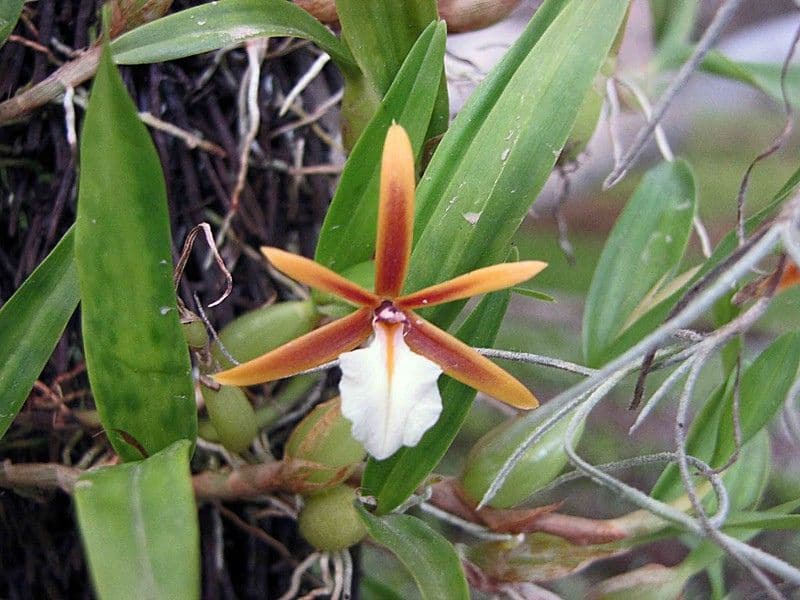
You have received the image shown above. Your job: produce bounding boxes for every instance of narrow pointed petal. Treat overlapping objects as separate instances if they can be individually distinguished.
[397,261,547,309]
[404,312,538,409]
[339,321,443,460]
[374,124,415,298]
[262,247,379,307]
[214,308,373,386]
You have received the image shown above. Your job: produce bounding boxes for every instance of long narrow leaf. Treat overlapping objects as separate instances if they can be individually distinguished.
[583,160,696,367]
[334,0,447,141]
[315,21,446,272]
[679,48,800,108]
[111,0,357,74]
[74,440,199,600]
[407,0,629,329]
[0,227,79,438]
[603,162,800,362]
[357,506,469,600]
[75,43,196,461]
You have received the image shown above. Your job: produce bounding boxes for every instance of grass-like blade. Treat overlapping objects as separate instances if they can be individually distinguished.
[315,21,446,272]
[0,227,79,438]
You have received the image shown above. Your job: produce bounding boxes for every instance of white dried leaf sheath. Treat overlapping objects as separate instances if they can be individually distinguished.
[339,322,443,460]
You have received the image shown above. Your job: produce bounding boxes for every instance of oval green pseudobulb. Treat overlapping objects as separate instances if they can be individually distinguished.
[461,404,584,508]
[298,485,367,551]
[182,319,209,349]
[212,300,319,368]
[285,397,365,489]
[201,384,257,453]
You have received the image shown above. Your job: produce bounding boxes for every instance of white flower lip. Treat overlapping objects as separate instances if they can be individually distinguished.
[339,320,442,460]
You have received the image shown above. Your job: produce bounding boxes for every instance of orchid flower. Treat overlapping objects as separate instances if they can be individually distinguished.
[214,124,546,460]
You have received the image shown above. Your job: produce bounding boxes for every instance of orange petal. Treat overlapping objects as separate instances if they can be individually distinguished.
[397,261,547,309]
[262,247,379,307]
[213,308,374,386]
[374,124,415,298]
[778,261,800,291]
[404,311,538,409]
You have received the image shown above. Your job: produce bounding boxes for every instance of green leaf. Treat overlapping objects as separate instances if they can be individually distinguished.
[583,160,696,367]
[712,332,800,465]
[0,0,25,46]
[723,497,800,531]
[0,227,79,439]
[653,333,800,501]
[650,370,735,502]
[715,429,770,512]
[336,0,436,96]
[601,162,800,361]
[648,0,696,54]
[315,21,446,272]
[75,43,196,461]
[74,440,199,600]
[677,463,798,580]
[725,513,800,531]
[512,287,556,302]
[362,289,511,514]
[694,50,800,107]
[335,0,447,143]
[406,0,629,329]
[111,0,357,74]
[357,506,469,600]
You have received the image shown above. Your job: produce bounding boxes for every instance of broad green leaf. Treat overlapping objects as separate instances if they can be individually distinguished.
[653,333,800,501]
[602,162,800,361]
[111,0,357,74]
[75,43,196,461]
[335,0,447,144]
[315,21,446,272]
[357,506,469,600]
[0,0,24,46]
[712,332,800,465]
[74,440,199,600]
[406,0,629,329]
[362,288,511,514]
[650,370,735,501]
[714,429,770,513]
[0,227,79,438]
[583,160,696,367]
